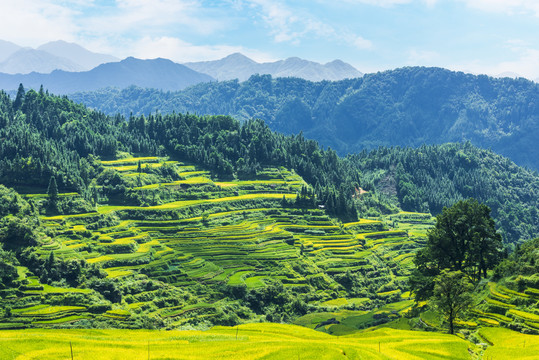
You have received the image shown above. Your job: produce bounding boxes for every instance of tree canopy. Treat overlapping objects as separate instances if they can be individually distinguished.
[410,199,503,300]
[430,270,474,335]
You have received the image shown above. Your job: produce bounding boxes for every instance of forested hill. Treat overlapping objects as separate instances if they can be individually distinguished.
[0,87,538,242]
[70,67,539,171]
[346,144,539,244]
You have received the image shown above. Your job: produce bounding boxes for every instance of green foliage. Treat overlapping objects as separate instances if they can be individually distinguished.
[347,143,539,243]
[47,176,58,201]
[71,68,539,172]
[0,244,18,289]
[430,270,473,334]
[494,238,539,279]
[411,199,502,302]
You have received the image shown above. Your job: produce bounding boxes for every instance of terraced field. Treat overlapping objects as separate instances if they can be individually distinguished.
[469,280,539,333]
[0,156,434,329]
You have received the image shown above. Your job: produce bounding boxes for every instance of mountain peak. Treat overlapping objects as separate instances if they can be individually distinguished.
[223,53,256,62]
[0,39,22,62]
[0,48,83,74]
[185,54,361,82]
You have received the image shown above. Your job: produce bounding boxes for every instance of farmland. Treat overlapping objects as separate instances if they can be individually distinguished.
[1,154,538,359]
[0,156,432,330]
[0,323,474,360]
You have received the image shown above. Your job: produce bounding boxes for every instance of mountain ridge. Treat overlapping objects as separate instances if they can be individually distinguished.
[0,48,84,74]
[0,57,214,93]
[37,40,119,71]
[70,66,539,172]
[184,53,362,81]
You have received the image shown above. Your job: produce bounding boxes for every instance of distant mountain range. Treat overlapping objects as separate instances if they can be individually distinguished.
[184,53,363,82]
[0,40,117,74]
[0,39,362,92]
[0,57,214,93]
[71,67,539,172]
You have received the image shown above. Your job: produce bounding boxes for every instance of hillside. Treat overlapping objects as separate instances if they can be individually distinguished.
[71,67,539,171]
[184,53,363,82]
[0,324,479,359]
[0,89,538,353]
[345,144,539,244]
[0,57,214,94]
[0,40,21,62]
[37,40,119,71]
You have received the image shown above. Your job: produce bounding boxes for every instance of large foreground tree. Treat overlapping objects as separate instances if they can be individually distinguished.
[410,198,503,299]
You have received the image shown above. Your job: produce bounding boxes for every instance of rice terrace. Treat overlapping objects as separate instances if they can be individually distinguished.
[1,150,538,359]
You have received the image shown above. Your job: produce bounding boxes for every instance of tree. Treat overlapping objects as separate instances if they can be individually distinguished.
[429,270,473,334]
[0,244,18,289]
[47,176,58,201]
[414,199,502,283]
[13,83,25,110]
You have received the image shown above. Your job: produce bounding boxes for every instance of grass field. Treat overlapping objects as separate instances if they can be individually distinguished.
[0,323,474,360]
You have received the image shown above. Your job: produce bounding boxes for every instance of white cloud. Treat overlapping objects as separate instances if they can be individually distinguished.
[245,0,373,49]
[81,0,226,38]
[407,49,441,64]
[458,0,539,16]
[0,0,80,46]
[343,0,412,6]
[129,36,276,63]
[448,41,539,80]
[353,36,373,50]
[337,0,438,7]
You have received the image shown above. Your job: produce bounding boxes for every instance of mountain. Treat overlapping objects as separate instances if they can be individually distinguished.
[0,39,21,62]
[184,53,362,81]
[0,48,83,74]
[0,57,214,93]
[71,67,539,171]
[37,40,119,70]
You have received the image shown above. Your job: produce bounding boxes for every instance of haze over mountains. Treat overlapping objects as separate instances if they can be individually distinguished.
[0,40,363,93]
[0,57,214,93]
[0,40,118,74]
[71,67,539,172]
[184,53,363,82]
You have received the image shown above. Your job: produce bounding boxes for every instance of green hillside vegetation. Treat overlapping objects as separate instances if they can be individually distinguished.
[346,144,539,243]
[70,67,539,171]
[1,87,537,243]
[0,86,538,357]
[0,154,431,330]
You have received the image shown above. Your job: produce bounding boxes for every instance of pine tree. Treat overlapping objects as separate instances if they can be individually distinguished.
[13,83,25,110]
[47,176,58,201]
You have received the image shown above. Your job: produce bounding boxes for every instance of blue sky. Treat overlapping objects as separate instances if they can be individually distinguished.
[2,0,539,79]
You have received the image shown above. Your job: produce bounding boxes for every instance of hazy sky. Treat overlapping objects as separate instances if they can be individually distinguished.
[2,0,539,79]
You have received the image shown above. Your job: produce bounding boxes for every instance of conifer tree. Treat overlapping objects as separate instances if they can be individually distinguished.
[47,176,58,202]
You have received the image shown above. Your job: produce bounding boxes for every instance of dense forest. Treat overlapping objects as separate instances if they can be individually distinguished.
[70,67,539,171]
[346,144,539,243]
[1,86,538,243]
